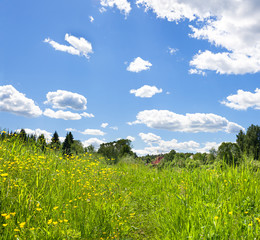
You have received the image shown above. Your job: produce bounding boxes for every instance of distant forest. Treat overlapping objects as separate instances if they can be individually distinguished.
[1,124,260,168]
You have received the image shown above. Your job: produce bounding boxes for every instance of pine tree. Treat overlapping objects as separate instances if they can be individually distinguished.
[50,131,61,150]
[62,132,74,155]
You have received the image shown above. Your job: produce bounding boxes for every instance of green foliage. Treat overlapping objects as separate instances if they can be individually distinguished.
[50,131,61,150]
[217,142,241,165]
[37,134,47,152]
[163,149,176,162]
[85,144,95,153]
[236,124,260,160]
[71,140,84,155]
[1,132,260,239]
[62,132,74,155]
[98,139,134,163]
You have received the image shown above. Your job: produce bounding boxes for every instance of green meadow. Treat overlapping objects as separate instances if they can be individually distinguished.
[1,136,260,239]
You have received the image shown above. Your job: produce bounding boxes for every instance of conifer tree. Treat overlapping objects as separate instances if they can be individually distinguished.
[62,132,74,155]
[50,131,61,150]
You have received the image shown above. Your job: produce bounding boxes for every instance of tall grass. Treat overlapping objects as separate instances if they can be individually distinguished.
[1,136,260,239]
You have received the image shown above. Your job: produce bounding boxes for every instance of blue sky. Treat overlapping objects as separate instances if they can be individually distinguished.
[1,0,260,155]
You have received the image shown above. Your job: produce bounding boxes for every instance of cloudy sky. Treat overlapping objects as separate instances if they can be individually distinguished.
[1,0,260,155]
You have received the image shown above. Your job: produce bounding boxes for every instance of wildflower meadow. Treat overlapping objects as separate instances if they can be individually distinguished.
[1,134,260,239]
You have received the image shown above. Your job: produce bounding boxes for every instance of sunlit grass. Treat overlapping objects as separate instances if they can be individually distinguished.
[1,136,260,239]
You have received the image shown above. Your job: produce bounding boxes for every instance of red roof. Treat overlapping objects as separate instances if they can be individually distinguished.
[151,156,164,165]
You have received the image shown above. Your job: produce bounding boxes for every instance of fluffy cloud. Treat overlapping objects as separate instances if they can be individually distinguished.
[137,0,260,75]
[189,68,206,76]
[135,132,221,156]
[221,88,260,110]
[16,128,52,142]
[44,34,93,58]
[100,0,131,15]
[134,133,220,155]
[82,138,105,149]
[127,57,152,73]
[43,109,82,120]
[130,85,162,98]
[80,112,94,118]
[128,109,244,133]
[101,123,109,128]
[81,129,105,136]
[139,132,161,145]
[65,128,77,132]
[126,136,135,142]
[45,90,87,110]
[0,85,42,118]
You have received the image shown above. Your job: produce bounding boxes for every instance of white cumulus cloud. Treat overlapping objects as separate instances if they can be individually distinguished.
[101,123,109,128]
[44,34,93,59]
[81,129,105,136]
[127,57,152,73]
[0,85,42,118]
[65,128,77,132]
[137,0,260,75]
[130,85,162,98]
[43,109,82,120]
[100,0,131,15]
[126,136,135,142]
[139,132,161,145]
[135,132,221,156]
[128,109,244,133]
[82,138,105,149]
[221,88,260,110]
[80,112,95,118]
[16,128,52,142]
[45,90,87,110]
[189,68,206,76]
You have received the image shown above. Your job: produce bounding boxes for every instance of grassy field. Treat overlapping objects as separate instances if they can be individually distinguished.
[1,137,260,239]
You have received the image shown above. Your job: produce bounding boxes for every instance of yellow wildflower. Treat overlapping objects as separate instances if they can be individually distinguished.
[19,222,26,228]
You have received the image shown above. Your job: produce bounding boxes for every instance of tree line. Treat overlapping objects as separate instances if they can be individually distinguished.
[1,124,260,167]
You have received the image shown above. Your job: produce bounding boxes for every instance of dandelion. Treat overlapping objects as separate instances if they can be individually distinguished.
[228,212,232,215]
[47,219,52,224]
[53,221,58,225]
[14,229,20,232]
[214,216,219,220]
[53,206,59,210]
[36,208,42,211]
[1,173,8,177]
[19,222,26,228]
[2,224,8,227]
